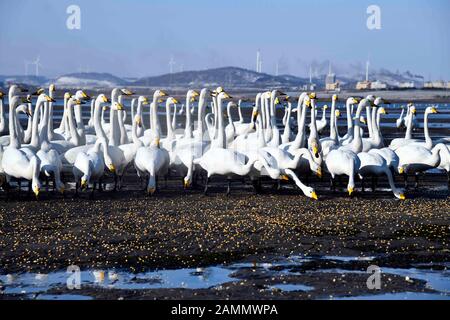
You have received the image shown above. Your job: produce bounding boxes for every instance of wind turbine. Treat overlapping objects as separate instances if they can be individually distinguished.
[30,56,43,77]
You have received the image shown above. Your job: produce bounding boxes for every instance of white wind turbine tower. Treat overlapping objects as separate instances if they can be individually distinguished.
[30,56,43,77]
[169,55,176,74]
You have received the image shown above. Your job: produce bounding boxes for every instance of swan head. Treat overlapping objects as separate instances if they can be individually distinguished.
[310,142,320,158]
[81,177,88,189]
[308,92,316,99]
[102,106,109,111]
[120,88,134,96]
[167,97,179,105]
[332,94,338,102]
[139,96,149,105]
[395,191,406,200]
[57,182,65,194]
[428,106,438,114]
[0,90,4,99]
[379,107,387,115]
[183,177,191,189]
[323,105,328,110]
[304,96,311,108]
[75,90,90,100]
[410,106,417,115]
[398,165,405,174]
[154,90,167,99]
[113,102,124,111]
[347,97,359,105]
[31,88,44,96]
[374,97,390,106]
[49,84,56,92]
[347,186,354,196]
[64,92,71,100]
[303,187,318,200]
[335,110,341,117]
[135,115,142,126]
[96,94,110,104]
[32,182,41,198]
[106,161,115,173]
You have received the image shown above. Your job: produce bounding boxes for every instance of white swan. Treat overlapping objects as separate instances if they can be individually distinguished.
[356,152,405,199]
[73,137,113,197]
[2,96,41,197]
[134,90,170,194]
[396,143,449,188]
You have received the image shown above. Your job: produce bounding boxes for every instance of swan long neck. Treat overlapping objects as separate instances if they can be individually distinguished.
[309,99,318,139]
[94,98,108,141]
[346,100,354,134]
[329,99,337,141]
[31,157,41,185]
[196,90,209,143]
[184,92,193,139]
[292,100,308,149]
[117,108,129,145]
[165,100,175,141]
[405,106,414,139]
[215,94,226,149]
[30,98,44,149]
[282,101,292,141]
[48,88,54,138]
[237,99,244,123]
[8,97,20,149]
[151,93,162,140]
[423,110,432,149]
[67,100,80,146]
[366,106,373,138]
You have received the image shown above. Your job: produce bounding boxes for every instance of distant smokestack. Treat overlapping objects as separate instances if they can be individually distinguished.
[256,50,261,73]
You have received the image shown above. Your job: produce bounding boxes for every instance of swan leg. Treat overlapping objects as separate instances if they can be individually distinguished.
[89,183,96,200]
[113,174,118,191]
[226,178,231,196]
[403,173,408,189]
[98,178,104,192]
[203,176,209,195]
[361,176,365,193]
[330,176,335,192]
[414,173,419,189]
[372,176,377,192]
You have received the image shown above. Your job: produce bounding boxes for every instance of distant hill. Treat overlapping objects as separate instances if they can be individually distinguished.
[0,66,426,90]
[133,66,310,88]
[54,72,127,88]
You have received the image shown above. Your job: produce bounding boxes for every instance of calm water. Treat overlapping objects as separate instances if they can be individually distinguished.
[1,255,449,300]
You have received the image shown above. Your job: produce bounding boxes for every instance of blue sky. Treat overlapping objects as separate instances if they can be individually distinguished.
[0,0,449,79]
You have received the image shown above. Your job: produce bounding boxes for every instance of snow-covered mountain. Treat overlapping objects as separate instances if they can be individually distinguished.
[54,72,127,88]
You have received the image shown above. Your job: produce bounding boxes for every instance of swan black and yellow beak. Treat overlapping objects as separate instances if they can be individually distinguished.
[192,90,200,97]
[101,95,110,103]
[33,186,40,197]
[348,187,354,196]
[159,90,167,97]
[183,179,190,189]
[81,178,88,189]
[274,97,280,105]
[312,145,319,158]
[81,91,90,99]
[316,167,322,178]
[332,94,338,101]
[108,164,116,173]
[431,107,438,114]
[398,167,404,174]
[50,84,56,91]
[309,92,316,99]
[223,92,233,99]
[0,91,4,98]
[335,110,341,117]
[121,89,134,95]
[305,99,311,108]
[21,96,32,103]
[142,97,149,105]
[116,103,124,110]
[135,115,142,126]
[172,98,179,104]
[280,175,289,181]
[45,95,56,103]
[311,191,318,200]
[399,193,406,200]
[32,88,44,96]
